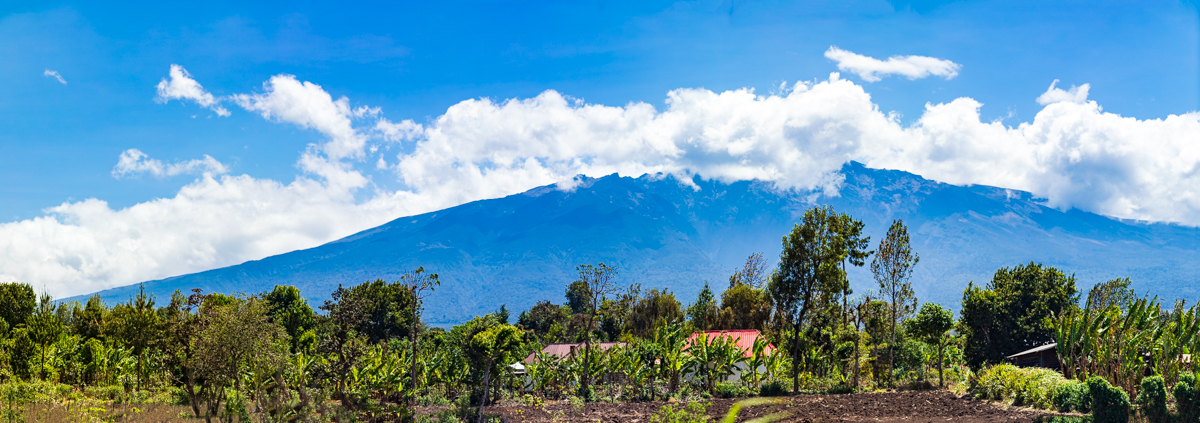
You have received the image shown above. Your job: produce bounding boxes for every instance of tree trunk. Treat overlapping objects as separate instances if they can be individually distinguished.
[476,357,494,423]
[792,324,801,393]
[890,292,897,389]
[937,341,944,388]
[408,309,420,420]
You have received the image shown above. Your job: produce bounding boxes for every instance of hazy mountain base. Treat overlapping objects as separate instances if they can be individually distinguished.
[75,162,1200,325]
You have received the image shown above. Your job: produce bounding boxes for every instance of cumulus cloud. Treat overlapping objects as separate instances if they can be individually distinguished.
[824,46,961,82]
[43,69,67,85]
[230,74,370,191]
[3,68,1200,299]
[1036,79,1091,105]
[111,149,230,178]
[156,64,231,117]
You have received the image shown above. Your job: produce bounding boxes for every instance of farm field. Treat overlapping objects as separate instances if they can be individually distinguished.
[420,391,1061,423]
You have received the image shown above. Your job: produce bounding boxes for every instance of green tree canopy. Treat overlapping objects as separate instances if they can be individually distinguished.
[262,284,316,353]
[0,282,35,329]
[959,261,1079,368]
[345,278,419,344]
[768,205,844,392]
[1086,277,1136,310]
[909,302,954,387]
[517,300,570,340]
[626,288,684,337]
[686,282,718,331]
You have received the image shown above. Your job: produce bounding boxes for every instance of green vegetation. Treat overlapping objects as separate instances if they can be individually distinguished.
[974,363,1072,410]
[8,203,1196,422]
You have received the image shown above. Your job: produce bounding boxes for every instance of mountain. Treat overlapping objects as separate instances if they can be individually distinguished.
[75,162,1200,325]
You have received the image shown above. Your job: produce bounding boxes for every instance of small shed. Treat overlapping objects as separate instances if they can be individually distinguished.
[1006,343,1059,370]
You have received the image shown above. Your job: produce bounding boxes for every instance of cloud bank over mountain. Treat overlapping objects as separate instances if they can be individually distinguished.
[2,64,1198,298]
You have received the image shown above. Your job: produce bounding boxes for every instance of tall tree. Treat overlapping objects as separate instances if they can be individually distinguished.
[109,285,160,389]
[27,292,61,380]
[576,263,618,399]
[189,294,287,423]
[468,324,523,423]
[729,253,769,289]
[832,213,872,327]
[686,282,718,330]
[399,267,439,420]
[768,205,842,392]
[871,219,919,388]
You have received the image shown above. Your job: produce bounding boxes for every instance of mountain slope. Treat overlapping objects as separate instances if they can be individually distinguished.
[77,162,1200,324]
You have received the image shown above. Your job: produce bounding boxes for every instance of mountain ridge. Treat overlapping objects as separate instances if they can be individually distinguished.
[72,162,1200,324]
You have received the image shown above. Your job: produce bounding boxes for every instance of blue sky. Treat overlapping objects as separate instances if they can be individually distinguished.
[2,0,1198,296]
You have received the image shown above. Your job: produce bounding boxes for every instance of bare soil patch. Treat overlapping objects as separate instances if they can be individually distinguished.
[455,390,1056,422]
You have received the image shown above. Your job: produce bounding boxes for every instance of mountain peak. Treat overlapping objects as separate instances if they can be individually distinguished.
[74,164,1200,324]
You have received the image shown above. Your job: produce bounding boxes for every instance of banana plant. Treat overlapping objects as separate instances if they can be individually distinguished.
[744,337,772,389]
[652,323,687,393]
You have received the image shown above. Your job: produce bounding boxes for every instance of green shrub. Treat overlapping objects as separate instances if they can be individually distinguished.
[973,364,1070,409]
[1175,372,1200,423]
[1135,375,1168,423]
[714,382,750,398]
[759,380,787,397]
[649,400,708,423]
[1053,380,1090,413]
[1088,376,1129,423]
[1034,416,1092,423]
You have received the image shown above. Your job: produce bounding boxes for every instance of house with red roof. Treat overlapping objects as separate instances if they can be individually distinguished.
[686,330,775,357]
[522,342,625,364]
[685,329,776,384]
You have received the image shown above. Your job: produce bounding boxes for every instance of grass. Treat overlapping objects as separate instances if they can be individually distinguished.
[1,380,199,423]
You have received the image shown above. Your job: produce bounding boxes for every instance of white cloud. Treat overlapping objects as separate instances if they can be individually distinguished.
[3,68,1200,299]
[111,149,230,179]
[156,64,231,117]
[43,69,67,85]
[824,46,961,82]
[1036,79,1091,105]
[230,74,370,191]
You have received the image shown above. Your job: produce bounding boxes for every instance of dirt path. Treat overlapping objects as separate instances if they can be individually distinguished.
[457,390,1057,422]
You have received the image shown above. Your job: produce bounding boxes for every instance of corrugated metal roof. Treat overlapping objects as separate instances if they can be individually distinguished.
[686,330,775,357]
[523,342,625,363]
[1006,343,1057,359]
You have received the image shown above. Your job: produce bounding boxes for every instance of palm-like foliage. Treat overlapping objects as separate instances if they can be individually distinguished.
[684,332,748,394]
[1054,297,1200,398]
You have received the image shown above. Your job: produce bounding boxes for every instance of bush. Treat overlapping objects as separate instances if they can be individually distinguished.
[1088,376,1129,423]
[1175,372,1200,423]
[1034,416,1092,423]
[714,382,750,398]
[759,380,787,397]
[974,364,1071,409]
[649,400,708,423]
[1053,380,1089,413]
[1135,375,1168,423]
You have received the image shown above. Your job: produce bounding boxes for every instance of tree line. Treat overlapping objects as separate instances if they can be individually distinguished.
[0,203,1149,422]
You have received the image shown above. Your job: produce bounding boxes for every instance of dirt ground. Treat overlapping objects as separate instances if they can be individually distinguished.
[428,390,1062,422]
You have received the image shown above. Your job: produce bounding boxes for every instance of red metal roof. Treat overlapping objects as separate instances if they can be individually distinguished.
[523,342,625,363]
[686,330,775,357]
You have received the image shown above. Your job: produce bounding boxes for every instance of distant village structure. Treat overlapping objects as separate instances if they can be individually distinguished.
[1005,343,1060,370]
